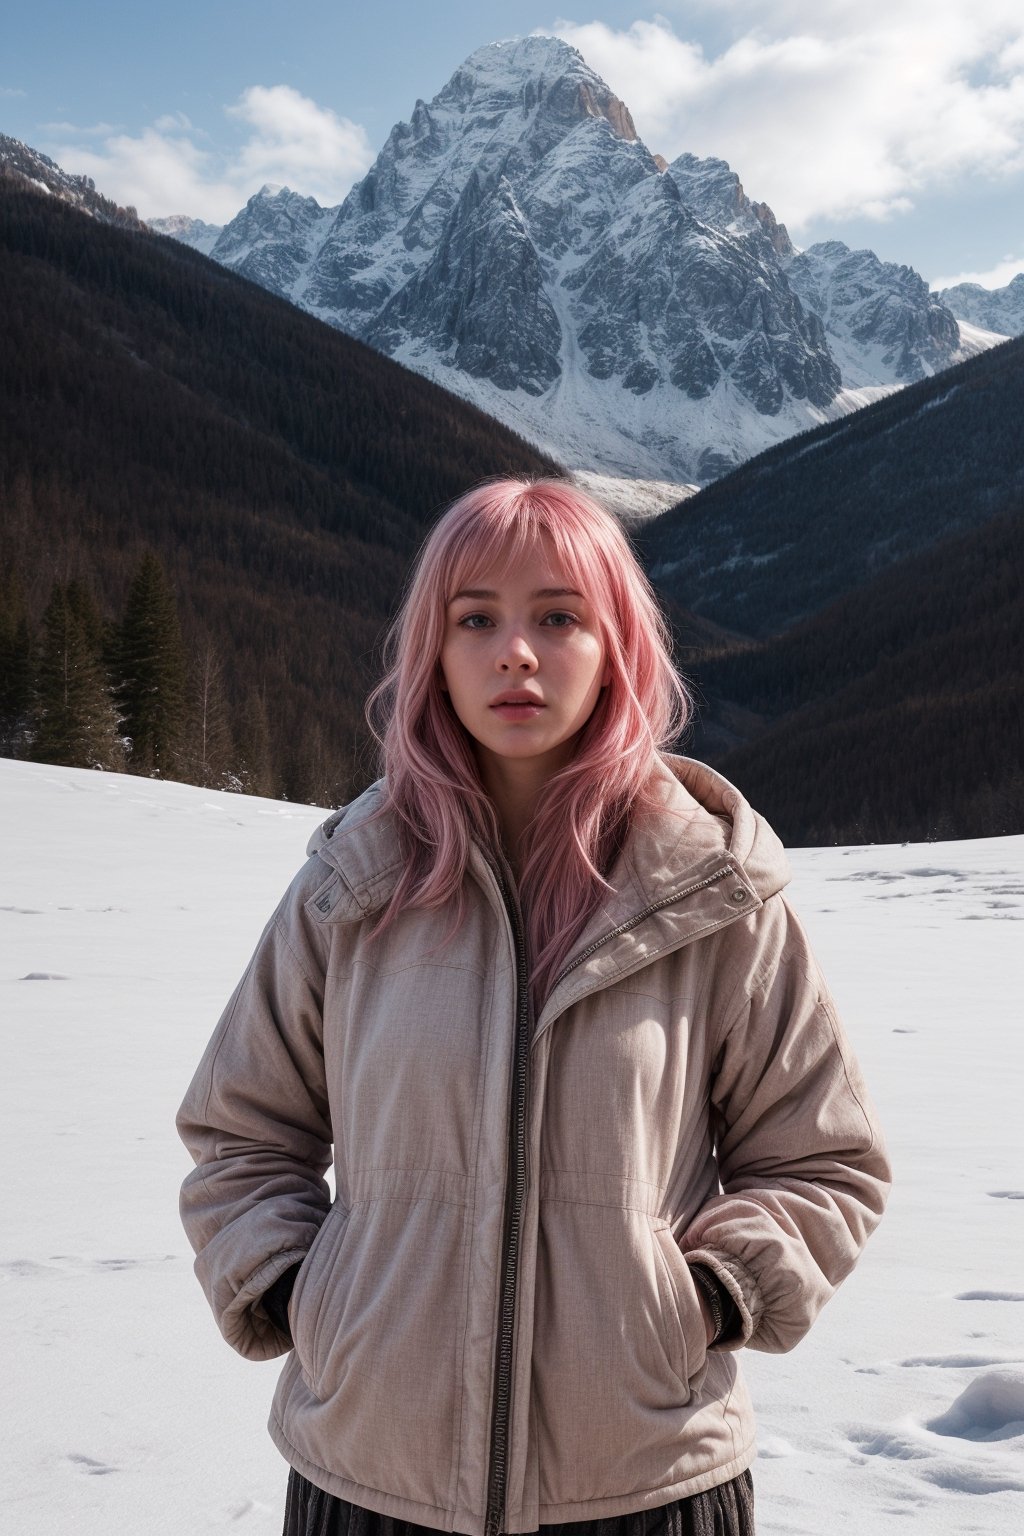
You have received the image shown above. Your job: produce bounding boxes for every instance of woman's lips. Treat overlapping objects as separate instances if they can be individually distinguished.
[490,702,545,718]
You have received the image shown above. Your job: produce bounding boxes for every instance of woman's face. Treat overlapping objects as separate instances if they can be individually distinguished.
[439,534,610,779]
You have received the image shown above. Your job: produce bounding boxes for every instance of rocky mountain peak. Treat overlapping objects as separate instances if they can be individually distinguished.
[148,212,223,254]
[666,152,793,259]
[937,271,1024,338]
[438,36,638,148]
[787,241,961,384]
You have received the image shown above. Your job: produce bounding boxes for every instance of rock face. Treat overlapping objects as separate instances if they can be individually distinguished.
[938,274,1024,337]
[208,185,334,295]
[0,133,147,230]
[786,241,963,385]
[166,38,845,483]
[665,153,794,259]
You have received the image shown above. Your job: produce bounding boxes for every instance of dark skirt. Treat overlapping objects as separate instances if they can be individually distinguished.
[282,1469,755,1536]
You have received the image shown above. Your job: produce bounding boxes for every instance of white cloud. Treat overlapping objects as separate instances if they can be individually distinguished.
[227,85,373,196]
[545,6,1024,231]
[153,112,194,134]
[1,86,27,98]
[39,120,120,138]
[47,85,375,222]
[930,253,1024,290]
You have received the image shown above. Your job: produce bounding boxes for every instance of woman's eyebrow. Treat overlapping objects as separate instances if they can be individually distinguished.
[449,586,585,602]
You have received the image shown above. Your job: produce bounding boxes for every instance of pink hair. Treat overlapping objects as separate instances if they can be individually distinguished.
[364,477,691,1011]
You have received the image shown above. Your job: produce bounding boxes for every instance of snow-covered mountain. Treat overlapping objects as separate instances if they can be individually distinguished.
[0,133,147,230]
[153,39,1002,483]
[148,212,223,255]
[161,38,853,484]
[665,160,970,389]
[937,273,1024,337]
[784,240,966,387]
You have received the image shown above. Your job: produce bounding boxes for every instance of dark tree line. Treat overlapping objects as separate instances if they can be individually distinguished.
[0,552,268,793]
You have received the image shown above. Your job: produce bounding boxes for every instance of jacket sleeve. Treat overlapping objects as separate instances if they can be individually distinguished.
[681,894,891,1355]
[175,858,334,1361]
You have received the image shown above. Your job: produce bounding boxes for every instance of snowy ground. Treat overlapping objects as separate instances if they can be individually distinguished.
[2,759,1022,1535]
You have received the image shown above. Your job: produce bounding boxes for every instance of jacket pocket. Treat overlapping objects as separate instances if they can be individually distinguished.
[302,1194,464,1509]
[287,1200,350,1392]
[650,1219,709,1397]
[535,1200,705,1506]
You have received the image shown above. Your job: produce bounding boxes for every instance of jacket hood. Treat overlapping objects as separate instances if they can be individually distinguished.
[305,754,790,916]
[645,754,792,903]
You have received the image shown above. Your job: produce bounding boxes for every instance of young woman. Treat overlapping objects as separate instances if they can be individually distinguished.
[177,478,891,1536]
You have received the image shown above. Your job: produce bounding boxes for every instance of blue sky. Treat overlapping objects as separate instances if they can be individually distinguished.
[4,0,1023,289]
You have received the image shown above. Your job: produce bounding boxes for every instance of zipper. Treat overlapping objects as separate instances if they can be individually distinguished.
[480,856,733,1533]
[550,864,735,993]
[484,852,532,1536]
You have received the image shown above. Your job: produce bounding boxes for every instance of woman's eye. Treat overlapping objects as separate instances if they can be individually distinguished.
[457,613,492,629]
[543,612,579,628]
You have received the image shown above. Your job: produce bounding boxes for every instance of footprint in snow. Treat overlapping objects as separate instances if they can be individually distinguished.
[0,1254,179,1279]
[956,1290,1024,1302]
[19,972,69,981]
[65,1453,117,1476]
[987,1190,1024,1200]
[848,1427,930,1462]
[896,1353,1023,1369]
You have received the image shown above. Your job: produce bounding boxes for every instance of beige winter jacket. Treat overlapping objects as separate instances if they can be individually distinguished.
[177,754,891,1534]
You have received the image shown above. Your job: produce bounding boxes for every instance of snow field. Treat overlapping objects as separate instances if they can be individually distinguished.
[1,760,1021,1533]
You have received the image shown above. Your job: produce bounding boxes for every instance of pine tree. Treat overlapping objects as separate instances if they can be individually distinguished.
[114,551,188,776]
[0,568,36,757]
[29,580,124,770]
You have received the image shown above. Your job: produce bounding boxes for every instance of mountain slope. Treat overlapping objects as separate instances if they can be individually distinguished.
[681,508,1024,843]
[0,132,146,230]
[0,177,559,803]
[639,332,1024,636]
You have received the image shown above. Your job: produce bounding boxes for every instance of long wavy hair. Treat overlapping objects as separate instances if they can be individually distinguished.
[364,477,691,1011]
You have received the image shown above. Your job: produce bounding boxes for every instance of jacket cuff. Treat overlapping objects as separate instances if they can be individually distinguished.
[688,1262,741,1346]
[257,1262,302,1339]
[225,1248,310,1359]
[682,1246,763,1351]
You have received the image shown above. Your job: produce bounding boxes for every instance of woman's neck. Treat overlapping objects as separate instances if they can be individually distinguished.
[476,756,550,880]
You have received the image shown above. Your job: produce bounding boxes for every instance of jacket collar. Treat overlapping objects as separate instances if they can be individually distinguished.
[532,754,790,1031]
[306,754,790,946]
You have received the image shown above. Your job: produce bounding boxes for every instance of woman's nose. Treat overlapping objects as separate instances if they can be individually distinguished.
[497,629,538,672]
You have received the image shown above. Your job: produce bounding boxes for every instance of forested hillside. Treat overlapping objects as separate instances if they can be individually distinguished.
[0,180,559,804]
[640,333,1024,636]
[684,509,1023,843]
